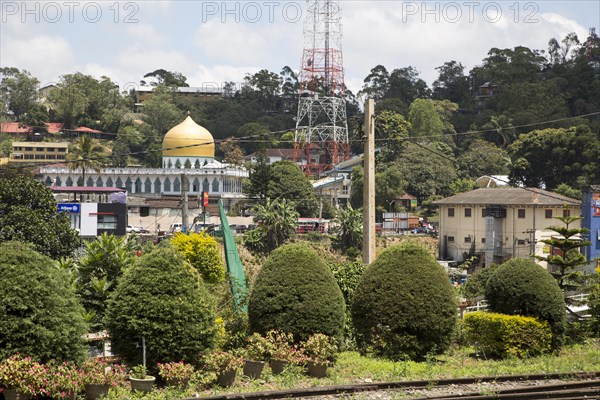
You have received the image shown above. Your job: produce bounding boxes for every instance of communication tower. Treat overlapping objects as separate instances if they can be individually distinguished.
[294,0,349,175]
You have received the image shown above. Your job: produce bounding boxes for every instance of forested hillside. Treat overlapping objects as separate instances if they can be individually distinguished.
[1,30,598,202]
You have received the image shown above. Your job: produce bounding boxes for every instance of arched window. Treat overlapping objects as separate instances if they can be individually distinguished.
[167,159,173,168]
[55,176,62,186]
[86,177,94,187]
[135,178,142,193]
[194,160,200,169]
[66,177,73,187]
[144,178,152,193]
[106,177,113,187]
[96,177,103,187]
[77,177,84,186]
[164,178,171,192]
[193,178,200,192]
[154,178,161,194]
[174,177,181,192]
[45,176,52,186]
[184,159,191,169]
[212,178,219,192]
[125,177,132,193]
[203,178,210,193]
[175,159,181,169]
[115,177,123,188]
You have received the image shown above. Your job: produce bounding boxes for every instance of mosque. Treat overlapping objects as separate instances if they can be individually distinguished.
[39,116,249,232]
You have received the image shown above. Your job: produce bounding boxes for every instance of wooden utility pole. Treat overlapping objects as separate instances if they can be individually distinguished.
[362,99,376,265]
[181,174,188,232]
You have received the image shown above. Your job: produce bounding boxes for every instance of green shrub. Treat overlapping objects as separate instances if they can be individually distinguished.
[484,258,566,349]
[352,243,458,361]
[464,311,552,358]
[105,247,216,367]
[248,243,346,342]
[170,231,225,283]
[0,241,87,362]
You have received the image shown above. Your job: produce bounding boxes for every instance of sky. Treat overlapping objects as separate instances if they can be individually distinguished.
[1,0,599,95]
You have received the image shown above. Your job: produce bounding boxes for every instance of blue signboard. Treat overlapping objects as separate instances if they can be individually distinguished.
[58,203,80,213]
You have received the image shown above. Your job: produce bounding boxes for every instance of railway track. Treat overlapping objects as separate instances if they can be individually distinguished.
[187,372,600,400]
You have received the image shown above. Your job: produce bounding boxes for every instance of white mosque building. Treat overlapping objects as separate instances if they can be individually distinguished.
[39,116,249,224]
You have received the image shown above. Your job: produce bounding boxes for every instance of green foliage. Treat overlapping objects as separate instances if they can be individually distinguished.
[535,216,590,296]
[464,312,552,358]
[68,136,106,183]
[352,243,458,361]
[77,233,135,331]
[0,241,87,362]
[244,198,298,253]
[462,265,498,303]
[268,160,318,217]
[248,243,346,342]
[0,67,40,121]
[485,258,567,349]
[589,269,600,337]
[301,333,338,365]
[457,140,509,179]
[243,333,271,361]
[105,247,216,367]
[170,231,225,283]
[330,205,363,253]
[0,175,79,260]
[374,111,411,162]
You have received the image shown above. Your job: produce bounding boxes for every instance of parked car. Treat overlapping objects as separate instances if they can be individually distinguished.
[127,225,141,233]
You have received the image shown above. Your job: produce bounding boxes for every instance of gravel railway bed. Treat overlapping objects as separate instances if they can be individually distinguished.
[187,372,600,400]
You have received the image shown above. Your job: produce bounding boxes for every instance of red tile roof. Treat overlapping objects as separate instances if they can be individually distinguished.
[0,122,64,134]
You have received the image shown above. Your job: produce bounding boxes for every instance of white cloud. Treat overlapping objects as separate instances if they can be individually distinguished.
[126,25,167,46]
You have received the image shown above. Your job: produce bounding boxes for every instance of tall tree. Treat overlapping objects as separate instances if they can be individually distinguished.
[0,68,40,121]
[68,136,106,186]
[0,176,79,260]
[331,204,363,253]
[244,149,271,201]
[374,110,411,162]
[141,69,189,87]
[358,65,390,100]
[268,160,318,217]
[432,61,470,104]
[245,198,299,253]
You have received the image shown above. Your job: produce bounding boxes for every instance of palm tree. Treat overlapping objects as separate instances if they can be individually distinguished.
[482,115,516,148]
[252,198,299,252]
[331,204,363,252]
[68,135,105,186]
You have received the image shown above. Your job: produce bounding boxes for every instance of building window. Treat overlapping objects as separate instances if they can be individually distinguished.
[96,177,103,187]
[464,236,472,243]
[97,215,118,230]
[212,178,219,192]
[517,239,526,245]
[140,207,150,217]
[465,208,472,217]
[545,209,553,219]
[482,208,486,217]
[135,178,142,193]
[518,209,526,218]
[203,178,210,193]
[447,236,455,243]
[448,208,455,217]
[154,178,161,194]
[106,177,113,187]
[563,209,571,218]
[144,178,152,193]
[481,238,486,243]
[164,178,171,192]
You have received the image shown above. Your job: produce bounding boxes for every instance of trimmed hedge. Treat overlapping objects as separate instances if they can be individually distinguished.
[105,247,216,367]
[0,241,87,362]
[464,311,552,358]
[484,258,566,349]
[352,243,458,361]
[248,243,346,342]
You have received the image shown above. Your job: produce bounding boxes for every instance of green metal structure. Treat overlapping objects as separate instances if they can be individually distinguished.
[218,200,248,313]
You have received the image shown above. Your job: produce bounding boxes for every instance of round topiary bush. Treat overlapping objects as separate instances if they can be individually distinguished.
[352,243,458,361]
[105,247,216,367]
[248,243,345,342]
[484,258,566,349]
[0,241,87,362]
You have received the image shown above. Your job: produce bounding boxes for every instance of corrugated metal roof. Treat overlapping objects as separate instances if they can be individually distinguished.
[432,188,580,206]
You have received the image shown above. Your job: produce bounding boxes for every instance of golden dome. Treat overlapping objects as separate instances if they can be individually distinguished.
[162,116,214,158]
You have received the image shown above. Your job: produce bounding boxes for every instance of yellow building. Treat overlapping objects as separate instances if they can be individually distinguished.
[11,142,69,163]
[432,188,581,267]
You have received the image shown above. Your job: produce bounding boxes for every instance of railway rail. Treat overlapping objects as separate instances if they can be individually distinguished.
[186,372,600,400]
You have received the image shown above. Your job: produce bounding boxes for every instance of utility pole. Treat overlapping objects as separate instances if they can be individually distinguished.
[363,98,376,265]
[181,174,188,232]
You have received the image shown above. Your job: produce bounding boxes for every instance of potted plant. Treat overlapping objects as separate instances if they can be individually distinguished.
[203,350,244,387]
[0,354,44,399]
[301,333,338,378]
[128,365,155,393]
[157,361,195,389]
[242,333,270,379]
[81,359,127,400]
[265,330,303,375]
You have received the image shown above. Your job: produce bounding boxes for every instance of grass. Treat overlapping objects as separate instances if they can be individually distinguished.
[105,340,600,399]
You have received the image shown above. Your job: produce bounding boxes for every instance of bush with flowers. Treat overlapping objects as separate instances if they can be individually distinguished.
[0,354,46,397]
[45,361,84,399]
[301,333,338,366]
[157,361,195,385]
[265,330,305,363]
[80,359,127,387]
[243,333,271,361]
[203,350,244,373]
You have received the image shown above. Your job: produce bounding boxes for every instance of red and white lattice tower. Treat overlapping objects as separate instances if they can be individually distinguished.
[294,0,349,175]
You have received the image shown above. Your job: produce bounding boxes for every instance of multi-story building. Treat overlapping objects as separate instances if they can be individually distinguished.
[433,188,581,266]
[582,185,600,264]
[10,141,69,163]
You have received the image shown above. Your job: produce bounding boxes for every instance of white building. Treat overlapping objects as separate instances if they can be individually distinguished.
[40,116,248,231]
